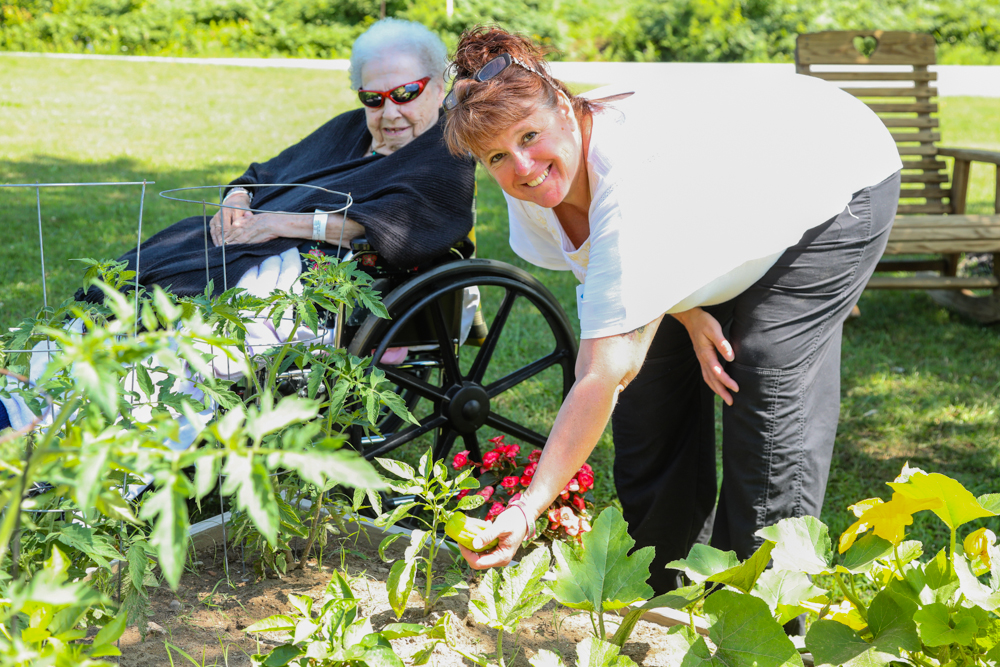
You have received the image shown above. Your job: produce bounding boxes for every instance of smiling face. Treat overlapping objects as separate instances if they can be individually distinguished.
[480,95,585,210]
[360,53,445,155]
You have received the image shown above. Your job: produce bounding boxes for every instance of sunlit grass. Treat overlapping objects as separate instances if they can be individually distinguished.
[1,55,998,556]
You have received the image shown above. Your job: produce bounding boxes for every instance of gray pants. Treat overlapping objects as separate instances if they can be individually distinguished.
[611,171,901,594]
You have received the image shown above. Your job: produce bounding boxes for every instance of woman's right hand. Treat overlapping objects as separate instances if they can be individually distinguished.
[458,508,529,570]
[211,192,253,246]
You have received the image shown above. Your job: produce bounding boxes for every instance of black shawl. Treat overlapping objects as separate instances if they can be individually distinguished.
[82,109,475,300]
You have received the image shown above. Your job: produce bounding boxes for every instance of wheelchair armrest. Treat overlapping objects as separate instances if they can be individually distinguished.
[351,236,375,253]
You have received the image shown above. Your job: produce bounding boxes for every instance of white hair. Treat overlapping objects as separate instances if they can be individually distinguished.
[349,19,449,90]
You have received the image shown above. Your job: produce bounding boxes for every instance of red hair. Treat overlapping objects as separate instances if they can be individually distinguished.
[444,26,599,158]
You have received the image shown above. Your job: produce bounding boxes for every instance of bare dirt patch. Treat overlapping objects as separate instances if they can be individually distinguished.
[119,526,691,666]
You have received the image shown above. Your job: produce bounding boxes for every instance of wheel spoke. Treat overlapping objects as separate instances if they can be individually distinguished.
[433,428,460,462]
[468,288,517,384]
[360,414,449,459]
[377,364,446,401]
[462,432,482,464]
[483,412,548,448]
[484,350,571,398]
[429,298,463,384]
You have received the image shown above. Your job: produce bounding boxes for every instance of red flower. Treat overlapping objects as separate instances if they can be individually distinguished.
[452,450,470,470]
[572,495,586,511]
[488,435,506,446]
[547,508,562,528]
[509,492,522,503]
[477,486,494,501]
[523,463,538,477]
[500,476,519,491]
[520,475,532,487]
[577,468,595,492]
[481,451,501,471]
[528,449,542,463]
[505,443,521,459]
[486,502,505,521]
[456,489,470,501]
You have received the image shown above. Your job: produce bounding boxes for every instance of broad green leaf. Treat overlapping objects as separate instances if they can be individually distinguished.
[279,449,387,492]
[52,524,122,570]
[906,548,959,606]
[550,507,654,612]
[378,534,403,562]
[756,516,833,575]
[472,546,551,633]
[577,636,638,667]
[376,458,415,481]
[411,640,441,665]
[978,493,1000,515]
[457,494,486,511]
[530,649,566,667]
[246,395,318,443]
[292,619,319,645]
[610,587,703,647]
[380,622,439,640]
[866,590,921,654]
[386,558,416,619]
[139,485,189,589]
[193,455,219,501]
[376,502,418,530]
[256,643,304,666]
[92,612,128,648]
[913,602,978,646]
[751,569,827,626]
[805,620,894,667]
[708,541,774,593]
[127,541,147,594]
[838,533,894,574]
[667,544,740,585]
[222,454,279,547]
[953,552,1000,609]
[685,590,802,667]
[888,470,996,531]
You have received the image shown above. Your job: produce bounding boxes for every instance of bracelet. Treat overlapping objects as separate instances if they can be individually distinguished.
[509,501,536,541]
[312,211,329,241]
[223,187,252,204]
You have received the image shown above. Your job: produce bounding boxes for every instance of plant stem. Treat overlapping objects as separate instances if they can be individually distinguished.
[598,610,607,641]
[950,528,957,572]
[497,627,505,667]
[296,487,325,570]
[832,571,868,622]
[893,543,905,575]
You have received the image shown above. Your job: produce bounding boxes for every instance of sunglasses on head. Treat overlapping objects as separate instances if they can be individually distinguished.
[443,53,546,111]
[358,77,431,109]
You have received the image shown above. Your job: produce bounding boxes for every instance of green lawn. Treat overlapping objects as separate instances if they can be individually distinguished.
[1,55,998,552]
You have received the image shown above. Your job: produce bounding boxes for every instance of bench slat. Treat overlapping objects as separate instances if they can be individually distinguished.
[885,240,1000,253]
[892,214,1000,227]
[809,71,937,82]
[867,275,999,289]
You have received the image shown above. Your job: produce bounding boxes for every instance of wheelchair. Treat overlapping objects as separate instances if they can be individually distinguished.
[336,234,577,465]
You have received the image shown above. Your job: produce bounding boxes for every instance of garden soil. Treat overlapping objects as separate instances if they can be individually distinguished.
[118,526,694,666]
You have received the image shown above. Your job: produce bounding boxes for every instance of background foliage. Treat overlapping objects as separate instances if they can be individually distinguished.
[1,0,999,64]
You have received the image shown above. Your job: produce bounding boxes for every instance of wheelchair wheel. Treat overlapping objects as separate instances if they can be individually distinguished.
[347,259,577,465]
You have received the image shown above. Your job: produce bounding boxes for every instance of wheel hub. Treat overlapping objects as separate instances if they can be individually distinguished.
[446,383,491,433]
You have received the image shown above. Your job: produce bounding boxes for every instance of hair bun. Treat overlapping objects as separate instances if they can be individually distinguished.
[452,25,550,79]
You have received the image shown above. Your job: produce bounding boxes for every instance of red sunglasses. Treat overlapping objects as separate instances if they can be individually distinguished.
[358,77,431,109]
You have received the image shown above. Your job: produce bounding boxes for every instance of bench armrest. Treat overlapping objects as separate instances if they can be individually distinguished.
[937,147,1000,166]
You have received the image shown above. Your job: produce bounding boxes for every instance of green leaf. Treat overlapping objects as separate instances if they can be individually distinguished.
[530,649,566,667]
[139,485,189,589]
[92,611,128,648]
[259,643,304,667]
[472,546,552,633]
[610,587,703,647]
[380,623,437,640]
[888,470,996,531]
[457,494,486,511]
[246,395,318,443]
[954,550,1000,608]
[193,455,219,502]
[666,544,739,585]
[691,590,802,667]
[838,533,894,574]
[221,454,279,547]
[376,502,418,530]
[913,602,978,647]
[756,516,832,575]
[550,507,654,612]
[752,569,827,626]
[577,636,638,667]
[127,541,147,593]
[707,541,774,593]
[134,362,155,398]
[866,590,921,654]
[386,559,416,619]
[378,534,403,562]
[978,493,1000,515]
[376,458,415,481]
[245,614,298,634]
[52,523,122,570]
[805,620,894,667]
[278,449,387,492]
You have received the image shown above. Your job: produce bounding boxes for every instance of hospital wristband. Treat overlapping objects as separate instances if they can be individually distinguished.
[223,187,252,204]
[312,211,329,241]
[508,501,536,541]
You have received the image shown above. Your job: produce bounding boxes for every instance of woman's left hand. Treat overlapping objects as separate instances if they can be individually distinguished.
[673,307,739,405]
[222,212,282,245]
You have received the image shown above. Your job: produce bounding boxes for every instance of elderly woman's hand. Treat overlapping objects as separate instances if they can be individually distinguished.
[210,192,253,246]
[220,212,283,246]
[673,307,739,405]
[458,508,529,570]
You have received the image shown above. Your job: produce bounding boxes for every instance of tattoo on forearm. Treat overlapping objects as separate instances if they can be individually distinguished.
[624,324,647,339]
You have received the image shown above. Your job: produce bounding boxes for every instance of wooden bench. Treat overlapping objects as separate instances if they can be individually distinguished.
[796,30,1000,323]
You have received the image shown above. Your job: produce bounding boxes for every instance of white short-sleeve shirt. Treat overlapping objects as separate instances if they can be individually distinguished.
[505,71,903,339]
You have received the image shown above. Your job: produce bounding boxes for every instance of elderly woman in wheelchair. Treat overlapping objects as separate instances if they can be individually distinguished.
[2,18,578,475]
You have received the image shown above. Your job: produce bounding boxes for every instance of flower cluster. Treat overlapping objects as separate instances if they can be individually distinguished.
[452,436,594,542]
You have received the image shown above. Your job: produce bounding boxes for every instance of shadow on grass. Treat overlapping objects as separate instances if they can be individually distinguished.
[1,154,246,330]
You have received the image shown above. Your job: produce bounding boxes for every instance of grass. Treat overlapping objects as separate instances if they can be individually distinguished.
[2,55,999,555]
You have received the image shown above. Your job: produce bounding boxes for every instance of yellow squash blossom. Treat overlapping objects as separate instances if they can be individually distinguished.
[964,527,996,568]
[801,600,866,632]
